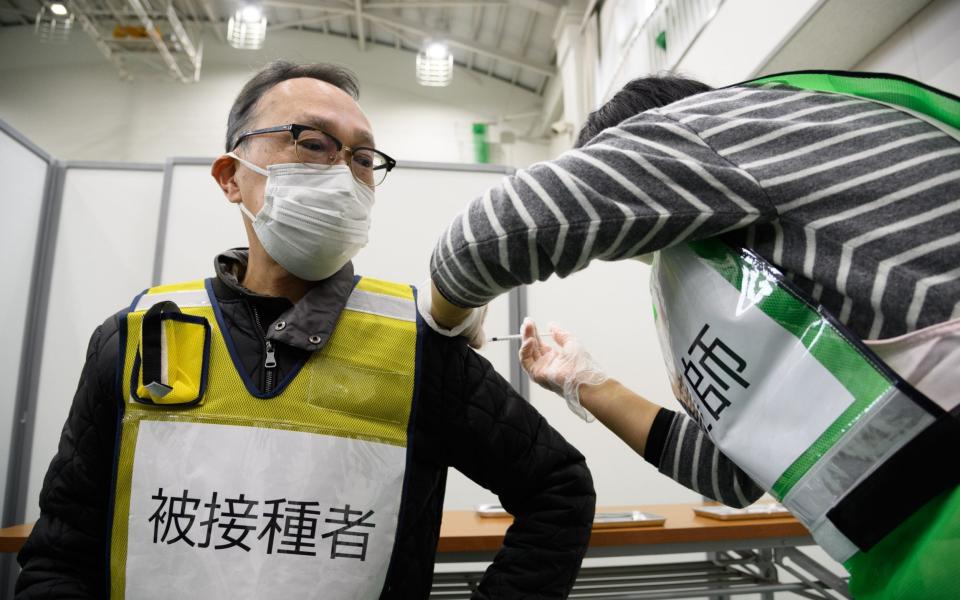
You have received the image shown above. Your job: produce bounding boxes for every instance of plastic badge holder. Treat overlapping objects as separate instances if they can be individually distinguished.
[593,511,666,529]
[693,503,792,521]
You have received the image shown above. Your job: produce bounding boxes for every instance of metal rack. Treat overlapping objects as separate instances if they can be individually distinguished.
[432,548,850,599]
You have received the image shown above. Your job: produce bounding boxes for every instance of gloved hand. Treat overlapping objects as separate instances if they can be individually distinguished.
[417,280,487,349]
[519,317,608,422]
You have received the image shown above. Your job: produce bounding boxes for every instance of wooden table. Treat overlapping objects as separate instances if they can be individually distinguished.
[438,503,811,559]
[0,523,32,554]
[435,504,849,599]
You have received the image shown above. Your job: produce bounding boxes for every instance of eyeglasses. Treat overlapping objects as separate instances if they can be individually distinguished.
[232,123,397,187]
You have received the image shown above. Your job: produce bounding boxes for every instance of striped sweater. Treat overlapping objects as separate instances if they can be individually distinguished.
[430,83,960,506]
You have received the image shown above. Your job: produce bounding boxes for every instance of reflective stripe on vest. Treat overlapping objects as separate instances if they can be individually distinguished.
[109,277,420,599]
[651,239,959,562]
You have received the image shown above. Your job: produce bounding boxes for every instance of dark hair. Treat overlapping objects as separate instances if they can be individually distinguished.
[574,75,712,148]
[225,60,361,152]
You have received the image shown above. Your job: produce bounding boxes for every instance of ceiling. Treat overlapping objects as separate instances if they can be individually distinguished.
[0,0,563,93]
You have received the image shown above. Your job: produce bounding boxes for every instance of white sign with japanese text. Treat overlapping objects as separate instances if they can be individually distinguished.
[651,245,855,490]
[123,420,406,599]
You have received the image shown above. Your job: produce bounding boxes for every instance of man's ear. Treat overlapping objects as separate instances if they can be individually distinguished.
[211,154,242,204]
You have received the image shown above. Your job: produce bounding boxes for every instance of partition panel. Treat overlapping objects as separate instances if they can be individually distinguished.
[155,158,247,284]
[0,120,51,526]
[26,164,163,521]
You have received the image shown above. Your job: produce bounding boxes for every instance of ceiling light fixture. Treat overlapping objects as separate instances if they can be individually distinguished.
[416,40,453,87]
[35,2,74,44]
[227,4,267,50]
[240,5,262,23]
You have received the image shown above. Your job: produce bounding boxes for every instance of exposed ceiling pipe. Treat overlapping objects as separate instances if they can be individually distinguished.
[355,0,366,50]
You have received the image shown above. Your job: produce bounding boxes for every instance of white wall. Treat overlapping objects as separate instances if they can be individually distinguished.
[671,0,822,87]
[0,26,552,168]
[526,261,702,506]
[856,0,960,95]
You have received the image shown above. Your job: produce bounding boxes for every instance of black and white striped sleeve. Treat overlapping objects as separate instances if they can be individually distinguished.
[651,410,764,508]
[430,110,775,307]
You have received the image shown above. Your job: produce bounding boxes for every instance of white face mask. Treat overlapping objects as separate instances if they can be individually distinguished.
[228,152,375,281]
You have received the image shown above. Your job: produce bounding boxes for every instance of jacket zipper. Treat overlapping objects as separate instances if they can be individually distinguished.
[249,303,277,394]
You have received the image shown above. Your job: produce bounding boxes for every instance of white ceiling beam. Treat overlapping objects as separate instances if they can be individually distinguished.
[355,0,366,50]
[268,14,344,31]
[181,0,203,27]
[520,10,537,54]
[263,0,355,14]
[361,11,555,76]
[198,0,225,42]
[2,0,30,25]
[537,73,549,95]
[467,4,484,70]
[509,0,561,17]
[529,70,562,138]
[375,20,421,48]
[366,1,506,8]
[511,10,537,83]
[102,0,129,25]
[488,4,507,75]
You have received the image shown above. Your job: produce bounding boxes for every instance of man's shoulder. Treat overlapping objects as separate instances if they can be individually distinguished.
[89,306,129,368]
[416,326,514,410]
[418,325,468,369]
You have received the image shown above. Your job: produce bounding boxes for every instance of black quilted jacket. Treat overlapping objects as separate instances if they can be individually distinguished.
[16,250,595,599]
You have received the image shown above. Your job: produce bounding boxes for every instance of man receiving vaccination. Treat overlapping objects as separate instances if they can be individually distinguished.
[16,61,595,599]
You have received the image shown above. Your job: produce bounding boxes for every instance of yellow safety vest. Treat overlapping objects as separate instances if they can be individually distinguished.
[108,277,420,600]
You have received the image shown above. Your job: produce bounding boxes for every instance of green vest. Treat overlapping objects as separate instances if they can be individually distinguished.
[655,71,960,599]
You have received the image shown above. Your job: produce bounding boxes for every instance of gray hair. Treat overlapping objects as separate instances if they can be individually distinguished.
[225,60,360,152]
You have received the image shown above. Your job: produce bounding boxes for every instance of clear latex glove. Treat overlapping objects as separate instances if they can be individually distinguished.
[519,317,608,422]
[417,280,487,349]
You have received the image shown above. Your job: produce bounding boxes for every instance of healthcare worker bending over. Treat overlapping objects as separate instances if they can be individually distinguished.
[16,61,595,600]
[426,71,960,599]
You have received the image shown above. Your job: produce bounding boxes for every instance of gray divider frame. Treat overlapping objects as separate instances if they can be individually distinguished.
[151,157,530,398]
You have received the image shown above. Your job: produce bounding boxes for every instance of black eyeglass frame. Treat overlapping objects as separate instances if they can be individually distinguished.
[232,123,397,186]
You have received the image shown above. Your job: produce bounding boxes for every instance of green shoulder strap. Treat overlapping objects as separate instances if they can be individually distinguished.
[741,70,960,130]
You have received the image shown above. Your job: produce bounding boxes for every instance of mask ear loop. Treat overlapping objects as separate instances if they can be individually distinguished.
[226,151,270,177]
[238,202,258,222]
[226,151,268,222]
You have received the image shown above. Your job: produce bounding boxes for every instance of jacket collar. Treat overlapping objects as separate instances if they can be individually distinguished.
[214,248,355,352]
